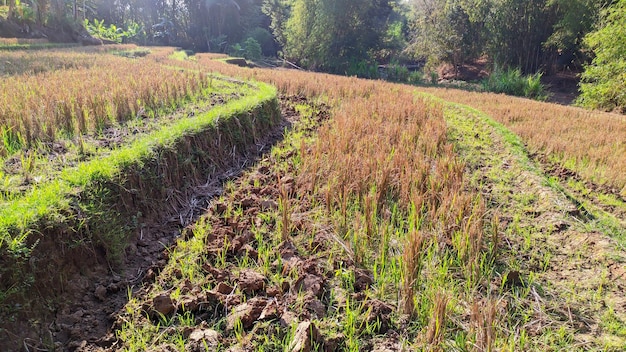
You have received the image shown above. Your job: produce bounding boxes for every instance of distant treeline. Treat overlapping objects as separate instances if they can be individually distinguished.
[3,0,624,111]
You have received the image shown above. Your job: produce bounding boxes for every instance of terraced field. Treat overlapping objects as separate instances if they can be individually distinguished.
[0,45,624,352]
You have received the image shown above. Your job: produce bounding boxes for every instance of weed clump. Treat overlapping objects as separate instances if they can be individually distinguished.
[481,67,548,100]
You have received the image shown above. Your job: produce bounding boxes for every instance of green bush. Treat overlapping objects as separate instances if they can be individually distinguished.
[481,68,548,100]
[229,38,262,61]
[408,71,424,84]
[246,27,276,57]
[83,18,138,43]
[242,37,262,61]
[386,62,410,82]
[346,59,379,79]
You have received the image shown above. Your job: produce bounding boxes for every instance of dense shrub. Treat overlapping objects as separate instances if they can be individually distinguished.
[242,37,262,60]
[408,71,424,84]
[481,68,548,100]
[229,38,262,61]
[386,62,410,82]
[346,59,380,79]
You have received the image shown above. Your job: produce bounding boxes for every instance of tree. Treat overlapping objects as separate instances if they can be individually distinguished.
[406,0,608,74]
[542,0,609,72]
[406,0,485,70]
[577,0,626,112]
[281,0,393,72]
[261,0,290,48]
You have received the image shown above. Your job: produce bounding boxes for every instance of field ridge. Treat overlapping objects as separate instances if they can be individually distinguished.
[440,98,626,349]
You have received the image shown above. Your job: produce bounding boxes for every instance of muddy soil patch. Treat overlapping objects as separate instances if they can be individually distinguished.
[531,151,626,226]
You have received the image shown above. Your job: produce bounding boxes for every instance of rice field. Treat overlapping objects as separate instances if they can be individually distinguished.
[419,87,626,196]
[1,45,625,351]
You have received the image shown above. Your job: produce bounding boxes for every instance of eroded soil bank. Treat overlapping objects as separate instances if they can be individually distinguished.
[0,95,304,351]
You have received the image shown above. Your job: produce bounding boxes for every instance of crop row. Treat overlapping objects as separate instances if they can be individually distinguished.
[420,87,626,196]
[116,52,494,350]
[0,47,211,158]
[0,46,131,75]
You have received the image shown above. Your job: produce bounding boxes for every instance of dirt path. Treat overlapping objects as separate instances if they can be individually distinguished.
[442,101,626,350]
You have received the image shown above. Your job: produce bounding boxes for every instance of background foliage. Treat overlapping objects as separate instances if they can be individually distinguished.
[577,0,626,112]
[1,0,623,111]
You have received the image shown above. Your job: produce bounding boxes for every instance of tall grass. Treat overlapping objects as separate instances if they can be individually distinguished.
[0,47,212,157]
[182,54,491,348]
[420,85,626,196]
[481,67,548,101]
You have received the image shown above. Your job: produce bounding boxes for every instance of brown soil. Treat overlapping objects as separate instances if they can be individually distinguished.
[437,57,490,82]
[542,71,580,106]
[0,95,301,351]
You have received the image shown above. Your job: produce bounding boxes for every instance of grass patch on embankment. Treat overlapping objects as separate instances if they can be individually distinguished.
[0,77,280,309]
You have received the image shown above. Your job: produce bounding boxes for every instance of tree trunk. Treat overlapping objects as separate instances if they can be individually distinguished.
[7,0,15,19]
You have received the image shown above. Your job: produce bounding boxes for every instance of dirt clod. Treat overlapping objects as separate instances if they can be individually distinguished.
[324,333,345,352]
[294,274,325,298]
[203,264,230,281]
[259,299,280,320]
[240,196,258,208]
[503,270,523,287]
[363,299,394,333]
[261,199,278,210]
[280,310,298,327]
[304,296,326,318]
[288,321,322,352]
[178,295,201,312]
[94,285,107,301]
[238,269,266,294]
[231,231,254,252]
[187,329,221,351]
[226,297,269,331]
[354,268,374,292]
[215,281,235,295]
[152,293,176,317]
